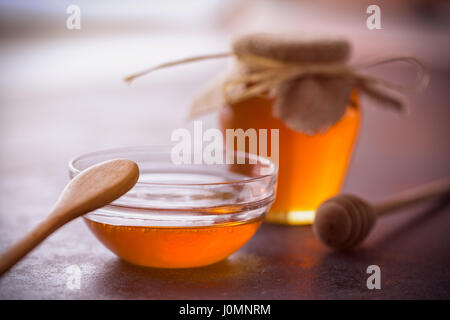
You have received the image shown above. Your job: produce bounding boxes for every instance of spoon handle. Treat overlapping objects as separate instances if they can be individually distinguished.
[0,159,139,276]
[373,177,450,216]
[0,215,67,275]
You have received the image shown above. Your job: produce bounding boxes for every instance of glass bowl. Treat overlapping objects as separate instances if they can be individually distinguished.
[68,146,277,268]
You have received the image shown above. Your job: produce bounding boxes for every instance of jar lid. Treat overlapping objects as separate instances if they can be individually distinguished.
[232,33,351,64]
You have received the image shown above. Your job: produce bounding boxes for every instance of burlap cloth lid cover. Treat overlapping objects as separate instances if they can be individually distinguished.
[229,33,355,135]
[125,33,425,135]
[233,33,350,64]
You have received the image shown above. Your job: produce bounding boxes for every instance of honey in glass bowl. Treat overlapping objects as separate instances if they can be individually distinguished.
[85,220,261,269]
[69,146,277,268]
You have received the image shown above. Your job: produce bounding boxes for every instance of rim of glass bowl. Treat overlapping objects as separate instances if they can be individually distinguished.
[68,146,277,227]
[68,145,277,187]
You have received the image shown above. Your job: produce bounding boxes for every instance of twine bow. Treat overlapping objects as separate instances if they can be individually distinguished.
[125,51,428,134]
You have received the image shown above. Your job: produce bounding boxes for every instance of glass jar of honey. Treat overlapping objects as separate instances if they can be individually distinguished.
[215,34,361,225]
[220,90,360,225]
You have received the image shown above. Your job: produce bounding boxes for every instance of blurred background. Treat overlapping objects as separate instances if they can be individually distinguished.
[1,0,449,203]
[0,0,449,298]
[1,1,449,156]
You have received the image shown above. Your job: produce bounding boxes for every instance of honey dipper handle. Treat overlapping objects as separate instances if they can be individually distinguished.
[0,216,66,276]
[373,177,450,216]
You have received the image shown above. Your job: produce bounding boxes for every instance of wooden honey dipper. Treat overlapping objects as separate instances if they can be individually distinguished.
[313,177,450,250]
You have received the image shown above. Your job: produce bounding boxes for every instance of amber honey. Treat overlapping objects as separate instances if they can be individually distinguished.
[72,147,275,269]
[85,218,261,268]
[220,90,360,225]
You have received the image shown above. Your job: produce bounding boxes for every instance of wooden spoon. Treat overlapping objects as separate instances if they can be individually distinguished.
[0,159,139,275]
[313,177,450,250]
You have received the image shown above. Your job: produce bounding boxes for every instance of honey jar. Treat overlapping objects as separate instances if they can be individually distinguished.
[220,91,360,225]
[215,34,361,225]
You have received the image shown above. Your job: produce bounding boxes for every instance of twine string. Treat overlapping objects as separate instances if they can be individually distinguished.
[124,51,428,114]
